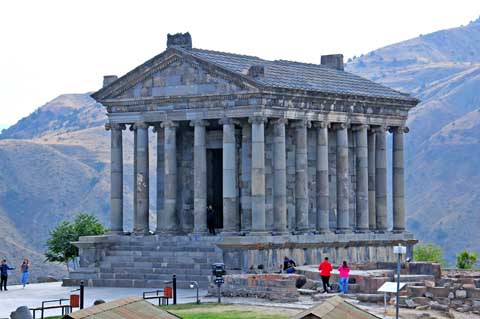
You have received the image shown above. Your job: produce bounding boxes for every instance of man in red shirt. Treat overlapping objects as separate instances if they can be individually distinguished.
[318,257,333,293]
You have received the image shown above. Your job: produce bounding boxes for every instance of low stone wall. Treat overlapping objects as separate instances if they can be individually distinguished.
[209,274,304,302]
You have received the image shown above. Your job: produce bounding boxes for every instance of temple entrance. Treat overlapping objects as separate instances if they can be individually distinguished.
[207,149,223,229]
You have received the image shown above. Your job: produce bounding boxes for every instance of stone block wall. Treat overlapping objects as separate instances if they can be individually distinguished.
[208,273,303,302]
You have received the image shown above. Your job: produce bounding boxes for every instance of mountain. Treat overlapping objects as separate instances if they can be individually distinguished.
[346,16,480,263]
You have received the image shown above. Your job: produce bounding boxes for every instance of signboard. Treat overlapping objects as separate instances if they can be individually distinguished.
[377,281,407,293]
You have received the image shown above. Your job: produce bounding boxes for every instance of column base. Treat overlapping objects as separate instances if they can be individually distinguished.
[271,230,290,236]
[375,229,388,234]
[221,231,241,236]
[155,230,180,235]
[247,231,271,236]
[335,229,352,234]
[355,228,370,233]
[314,230,333,235]
[108,230,125,235]
[392,229,405,233]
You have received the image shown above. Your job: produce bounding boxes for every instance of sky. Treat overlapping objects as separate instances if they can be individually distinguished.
[1,0,479,128]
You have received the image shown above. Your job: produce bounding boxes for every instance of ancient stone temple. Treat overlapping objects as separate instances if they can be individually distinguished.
[68,33,419,288]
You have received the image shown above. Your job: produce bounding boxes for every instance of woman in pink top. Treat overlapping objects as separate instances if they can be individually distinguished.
[338,261,350,294]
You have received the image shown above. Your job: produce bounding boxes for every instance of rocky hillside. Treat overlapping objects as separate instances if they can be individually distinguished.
[347,16,480,263]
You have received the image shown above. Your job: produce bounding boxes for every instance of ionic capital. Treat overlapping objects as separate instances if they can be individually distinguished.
[218,118,240,126]
[290,119,311,129]
[160,120,178,129]
[248,115,268,125]
[133,122,149,130]
[313,121,330,129]
[189,119,210,127]
[331,122,348,130]
[388,125,409,134]
[270,118,288,126]
[371,125,388,133]
[106,123,125,131]
[351,124,369,131]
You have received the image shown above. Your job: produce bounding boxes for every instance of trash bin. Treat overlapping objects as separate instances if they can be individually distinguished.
[70,294,80,308]
[164,287,173,298]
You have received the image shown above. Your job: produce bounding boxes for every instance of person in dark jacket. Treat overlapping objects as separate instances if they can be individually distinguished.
[283,256,296,273]
[206,205,216,235]
[1,259,15,291]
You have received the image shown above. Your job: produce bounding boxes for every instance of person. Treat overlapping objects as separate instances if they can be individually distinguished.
[1,259,15,291]
[338,261,350,294]
[318,257,333,293]
[283,256,296,273]
[20,259,30,288]
[206,205,216,235]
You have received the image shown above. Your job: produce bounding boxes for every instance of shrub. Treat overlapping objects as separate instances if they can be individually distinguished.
[413,243,445,265]
[456,249,478,269]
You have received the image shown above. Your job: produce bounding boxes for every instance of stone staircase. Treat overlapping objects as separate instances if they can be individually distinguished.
[66,235,223,288]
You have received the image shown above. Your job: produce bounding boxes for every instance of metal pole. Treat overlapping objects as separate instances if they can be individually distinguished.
[196,284,199,304]
[217,283,221,303]
[173,274,177,305]
[80,280,85,310]
[396,253,400,319]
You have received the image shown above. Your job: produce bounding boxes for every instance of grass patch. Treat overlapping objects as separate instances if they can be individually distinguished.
[165,303,291,319]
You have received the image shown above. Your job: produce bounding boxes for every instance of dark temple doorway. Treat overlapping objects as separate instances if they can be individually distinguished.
[207,149,223,229]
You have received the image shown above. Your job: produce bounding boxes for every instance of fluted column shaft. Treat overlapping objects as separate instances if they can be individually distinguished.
[159,121,177,233]
[294,120,310,232]
[250,116,266,233]
[336,123,350,232]
[154,126,164,233]
[221,119,238,234]
[107,123,125,234]
[375,126,388,232]
[192,120,209,234]
[392,126,407,232]
[367,130,376,231]
[273,118,288,234]
[355,125,369,232]
[315,122,330,233]
[134,122,149,235]
[240,123,252,232]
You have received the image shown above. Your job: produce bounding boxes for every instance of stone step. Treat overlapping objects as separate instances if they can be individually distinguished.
[101,255,219,265]
[394,275,435,282]
[98,272,211,280]
[102,262,213,270]
[99,267,212,276]
[64,278,212,288]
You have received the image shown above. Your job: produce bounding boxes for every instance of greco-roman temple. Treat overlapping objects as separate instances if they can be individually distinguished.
[68,33,419,288]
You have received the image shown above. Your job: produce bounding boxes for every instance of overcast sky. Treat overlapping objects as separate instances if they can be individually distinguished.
[1,0,479,128]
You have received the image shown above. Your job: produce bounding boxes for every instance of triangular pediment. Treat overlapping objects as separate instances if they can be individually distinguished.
[93,50,260,101]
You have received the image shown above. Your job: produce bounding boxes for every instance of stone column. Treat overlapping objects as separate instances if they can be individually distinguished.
[159,120,178,233]
[375,126,388,232]
[354,124,369,232]
[240,122,252,233]
[191,120,209,234]
[314,121,330,233]
[249,116,267,234]
[153,125,164,233]
[130,125,138,232]
[272,118,288,234]
[392,126,408,232]
[134,122,149,235]
[221,118,238,234]
[367,129,376,231]
[335,123,350,232]
[293,119,311,232]
[106,123,125,234]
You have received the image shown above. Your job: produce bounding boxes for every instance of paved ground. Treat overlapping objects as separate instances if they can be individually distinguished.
[0,282,206,318]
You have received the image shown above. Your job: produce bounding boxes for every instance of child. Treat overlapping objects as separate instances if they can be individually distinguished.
[1,259,15,291]
[20,259,30,288]
[338,261,350,294]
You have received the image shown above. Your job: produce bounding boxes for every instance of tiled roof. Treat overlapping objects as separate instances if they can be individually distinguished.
[290,296,381,319]
[180,47,415,101]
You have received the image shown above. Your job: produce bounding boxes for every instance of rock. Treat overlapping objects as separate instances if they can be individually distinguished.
[301,279,318,290]
[474,279,480,289]
[412,297,430,306]
[356,294,387,303]
[295,276,307,289]
[424,280,435,288]
[415,305,430,311]
[448,292,454,299]
[424,291,434,298]
[429,301,449,312]
[405,299,417,308]
[298,289,317,295]
[93,299,106,305]
[455,289,467,299]
[408,286,427,297]
[10,306,32,319]
[36,276,58,283]
[446,309,455,318]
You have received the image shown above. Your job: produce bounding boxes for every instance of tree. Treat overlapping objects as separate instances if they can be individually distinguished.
[456,249,478,269]
[413,243,445,265]
[45,213,106,270]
